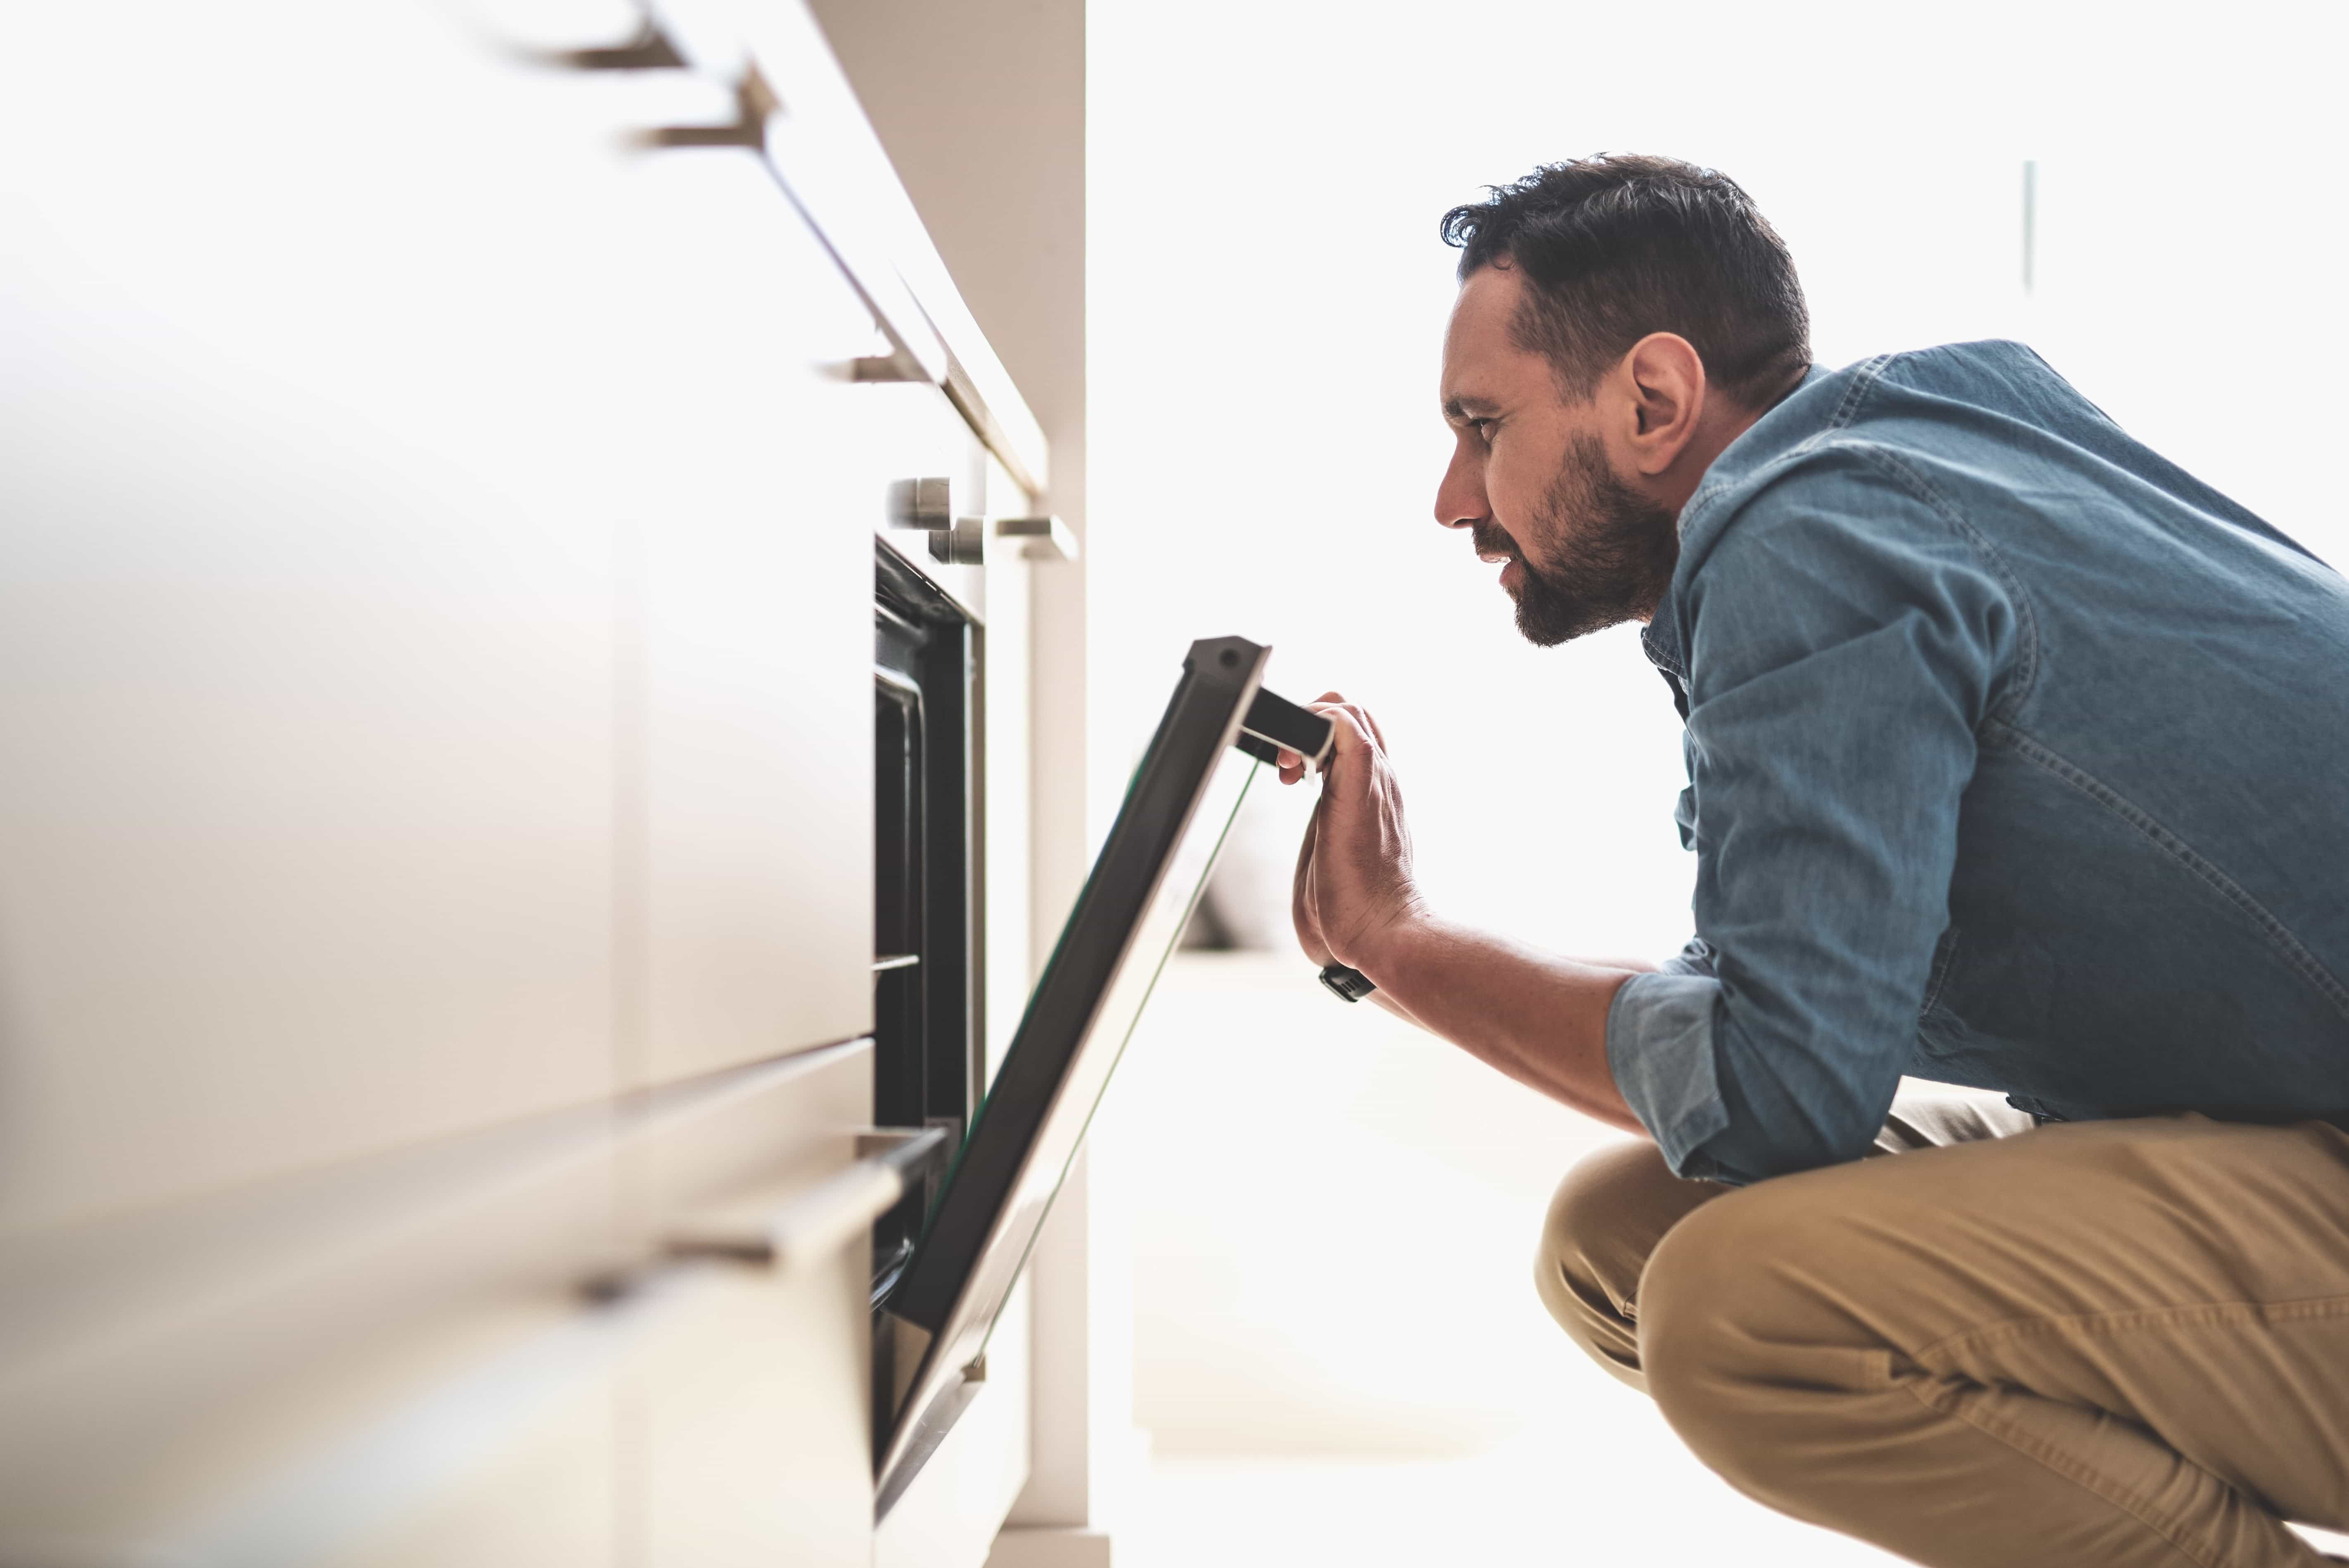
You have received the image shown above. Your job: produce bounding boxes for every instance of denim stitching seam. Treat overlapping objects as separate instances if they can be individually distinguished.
[1994,727,2349,1024]
[1918,926,1961,1017]
[1676,354,1891,537]
[1845,442,2044,722]
[1827,353,1894,431]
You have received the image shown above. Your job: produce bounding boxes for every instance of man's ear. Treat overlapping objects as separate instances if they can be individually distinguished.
[1618,333,1707,477]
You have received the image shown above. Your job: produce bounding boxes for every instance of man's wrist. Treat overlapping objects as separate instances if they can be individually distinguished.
[1348,902,1438,985]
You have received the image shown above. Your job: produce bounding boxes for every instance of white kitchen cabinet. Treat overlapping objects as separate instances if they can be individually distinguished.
[0,0,661,1231]
[613,115,885,1089]
[0,0,1063,1559]
[618,1045,880,1565]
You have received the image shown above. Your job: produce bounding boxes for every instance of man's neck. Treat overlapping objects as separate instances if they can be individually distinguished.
[1665,366,1811,517]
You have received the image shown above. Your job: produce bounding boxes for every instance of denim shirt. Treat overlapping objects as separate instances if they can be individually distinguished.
[1607,340,2349,1185]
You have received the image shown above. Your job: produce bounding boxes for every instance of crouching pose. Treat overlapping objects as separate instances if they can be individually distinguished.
[1282,154,2349,1566]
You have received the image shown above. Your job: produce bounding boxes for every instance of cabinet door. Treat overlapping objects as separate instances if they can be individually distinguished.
[621,1038,879,1567]
[628,1256,874,1568]
[0,0,679,1227]
[608,116,882,1089]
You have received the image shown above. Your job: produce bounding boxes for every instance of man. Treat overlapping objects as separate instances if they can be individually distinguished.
[1279,154,2349,1566]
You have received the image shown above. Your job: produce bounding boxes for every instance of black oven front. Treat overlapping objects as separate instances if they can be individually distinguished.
[870,537,982,1434]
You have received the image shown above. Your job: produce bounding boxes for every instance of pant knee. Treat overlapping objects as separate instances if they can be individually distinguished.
[1535,1140,1723,1389]
[1637,1177,1876,1499]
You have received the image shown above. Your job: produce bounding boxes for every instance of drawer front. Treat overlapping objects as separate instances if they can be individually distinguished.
[623,1036,880,1566]
[630,1255,873,1568]
[0,1040,876,1566]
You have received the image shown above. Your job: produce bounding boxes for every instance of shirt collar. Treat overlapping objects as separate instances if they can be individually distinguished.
[1640,615,1687,681]
[1638,361,1830,691]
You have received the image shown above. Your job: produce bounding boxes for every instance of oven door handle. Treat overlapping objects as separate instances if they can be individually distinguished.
[661,1126,950,1274]
[1234,686,1337,772]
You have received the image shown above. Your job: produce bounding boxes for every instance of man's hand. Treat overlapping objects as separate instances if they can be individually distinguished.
[1274,689,1648,1135]
[1280,692,1427,975]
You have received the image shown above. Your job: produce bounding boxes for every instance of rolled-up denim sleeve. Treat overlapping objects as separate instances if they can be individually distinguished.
[1607,445,2019,1184]
[1607,969,1729,1171]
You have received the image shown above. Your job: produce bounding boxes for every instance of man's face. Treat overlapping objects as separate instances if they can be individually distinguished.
[1434,264,1679,646]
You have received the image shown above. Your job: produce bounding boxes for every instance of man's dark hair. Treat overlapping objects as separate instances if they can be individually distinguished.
[1440,154,1810,409]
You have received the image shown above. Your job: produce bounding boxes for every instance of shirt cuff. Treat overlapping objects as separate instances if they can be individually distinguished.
[1659,936,1715,978]
[1606,970,1731,1177]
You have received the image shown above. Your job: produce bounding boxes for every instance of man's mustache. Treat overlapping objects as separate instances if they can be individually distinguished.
[1470,521,1520,562]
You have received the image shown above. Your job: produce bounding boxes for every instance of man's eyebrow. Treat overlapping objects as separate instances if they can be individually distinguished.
[1443,394,1500,422]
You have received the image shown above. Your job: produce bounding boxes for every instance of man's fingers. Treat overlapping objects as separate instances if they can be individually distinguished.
[1308,701,1378,768]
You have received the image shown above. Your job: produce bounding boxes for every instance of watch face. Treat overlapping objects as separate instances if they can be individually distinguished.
[877,636,1272,1512]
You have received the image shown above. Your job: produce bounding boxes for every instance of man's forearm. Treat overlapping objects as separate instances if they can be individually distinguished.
[1357,916,1653,1136]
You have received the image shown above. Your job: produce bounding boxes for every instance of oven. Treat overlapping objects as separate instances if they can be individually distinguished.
[870,535,984,1436]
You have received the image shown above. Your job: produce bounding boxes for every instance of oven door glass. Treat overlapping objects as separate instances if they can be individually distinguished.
[876,635,1283,1511]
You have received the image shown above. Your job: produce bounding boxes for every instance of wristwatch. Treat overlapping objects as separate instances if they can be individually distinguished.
[1318,964,1377,1003]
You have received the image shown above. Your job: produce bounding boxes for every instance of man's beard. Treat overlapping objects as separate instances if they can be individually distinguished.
[1476,433,1680,647]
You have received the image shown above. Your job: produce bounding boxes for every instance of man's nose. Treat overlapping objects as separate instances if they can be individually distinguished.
[1434,450,1485,531]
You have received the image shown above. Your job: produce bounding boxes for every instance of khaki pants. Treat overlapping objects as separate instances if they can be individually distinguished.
[1535,1095,2349,1566]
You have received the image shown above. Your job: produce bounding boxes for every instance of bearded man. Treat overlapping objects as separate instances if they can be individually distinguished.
[1279,154,2349,1566]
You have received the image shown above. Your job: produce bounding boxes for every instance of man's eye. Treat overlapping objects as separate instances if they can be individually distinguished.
[1473,418,1497,441]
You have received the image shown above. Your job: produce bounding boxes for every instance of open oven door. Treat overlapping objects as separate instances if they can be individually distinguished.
[874,635,1332,1516]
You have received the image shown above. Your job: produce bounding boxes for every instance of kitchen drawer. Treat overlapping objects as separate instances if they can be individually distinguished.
[628,1253,873,1568]
[0,1040,876,1566]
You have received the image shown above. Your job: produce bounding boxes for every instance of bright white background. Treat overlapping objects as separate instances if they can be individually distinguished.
[1084,1,2348,1560]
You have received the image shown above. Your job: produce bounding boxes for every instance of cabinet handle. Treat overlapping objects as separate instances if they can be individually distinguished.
[992,516,1079,563]
[885,476,990,566]
[551,21,687,72]
[886,481,1075,567]
[663,1126,949,1273]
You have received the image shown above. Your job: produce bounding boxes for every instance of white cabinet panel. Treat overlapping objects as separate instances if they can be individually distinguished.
[0,1113,628,1562]
[0,1039,879,1566]
[326,1361,622,1568]
[631,1257,874,1568]
[0,0,894,1217]
[0,0,673,1228]
[610,142,881,1087]
[621,1037,878,1567]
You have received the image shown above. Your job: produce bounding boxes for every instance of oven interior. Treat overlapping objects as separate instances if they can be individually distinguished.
[870,539,982,1439]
